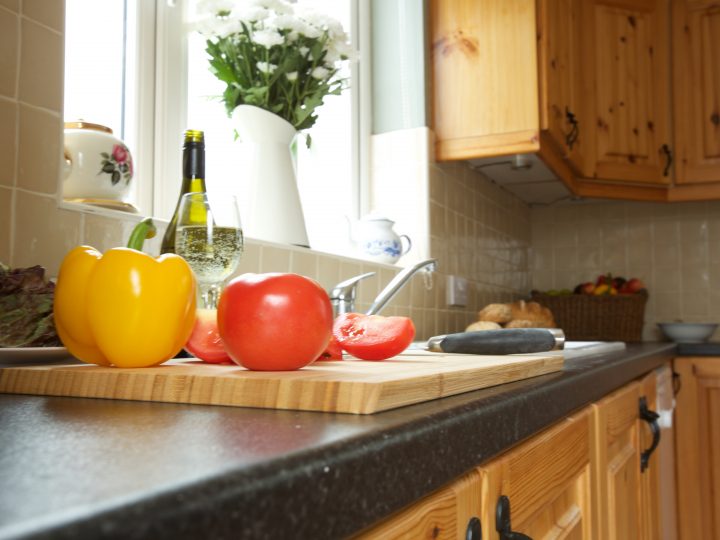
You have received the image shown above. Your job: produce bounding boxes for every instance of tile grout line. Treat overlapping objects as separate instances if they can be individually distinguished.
[9,6,20,266]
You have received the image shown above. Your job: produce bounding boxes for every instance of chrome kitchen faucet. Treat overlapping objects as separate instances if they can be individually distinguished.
[329,258,438,317]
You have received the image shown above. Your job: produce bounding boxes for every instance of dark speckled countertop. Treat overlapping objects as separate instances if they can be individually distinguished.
[0,343,676,540]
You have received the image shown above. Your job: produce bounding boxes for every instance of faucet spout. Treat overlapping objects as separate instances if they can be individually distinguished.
[366,259,438,316]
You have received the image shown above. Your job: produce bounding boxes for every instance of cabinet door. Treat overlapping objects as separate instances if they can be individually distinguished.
[431,0,540,161]
[672,1,720,184]
[638,370,661,540]
[355,469,482,540]
[581,0,672,184]
[478,410,593,540]
[537,0,586,173]
[590,381,643,540]
[674,357,720,539]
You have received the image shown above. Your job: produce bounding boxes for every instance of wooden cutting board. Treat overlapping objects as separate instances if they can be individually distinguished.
[0,352,564,414]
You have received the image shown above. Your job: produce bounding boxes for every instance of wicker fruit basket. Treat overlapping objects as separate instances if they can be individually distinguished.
[530,292,648,342]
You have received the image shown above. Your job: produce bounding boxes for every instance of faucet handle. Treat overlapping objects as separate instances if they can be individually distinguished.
[329,272,375,316]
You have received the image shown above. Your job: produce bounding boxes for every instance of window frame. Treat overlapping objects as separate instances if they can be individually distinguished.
[151,0,371,234]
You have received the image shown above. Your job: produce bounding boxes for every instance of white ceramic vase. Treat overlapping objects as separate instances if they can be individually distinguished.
[232,104,309,247]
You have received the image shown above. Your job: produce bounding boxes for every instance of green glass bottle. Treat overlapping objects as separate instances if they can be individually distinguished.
[160,129,207,254]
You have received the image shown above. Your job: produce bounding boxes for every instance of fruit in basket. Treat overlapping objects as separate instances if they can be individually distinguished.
[619,277,646,294]
[573,282,595,295]
[593,283,618,296]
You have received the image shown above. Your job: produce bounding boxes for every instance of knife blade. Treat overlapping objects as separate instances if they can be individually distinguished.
[413,328,565,355]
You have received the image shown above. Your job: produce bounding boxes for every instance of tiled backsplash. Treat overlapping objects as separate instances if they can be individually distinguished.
[7,0,713,344]
[531,200,720,341]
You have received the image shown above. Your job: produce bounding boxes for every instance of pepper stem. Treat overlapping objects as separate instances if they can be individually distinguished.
[127,218,157,251]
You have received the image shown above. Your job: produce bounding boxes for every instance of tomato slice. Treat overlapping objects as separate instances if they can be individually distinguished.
[315,335,343,361]
[332,313,415,361]
[185,308,231,364]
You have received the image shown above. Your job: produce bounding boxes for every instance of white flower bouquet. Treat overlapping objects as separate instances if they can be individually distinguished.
[195,0,352,131]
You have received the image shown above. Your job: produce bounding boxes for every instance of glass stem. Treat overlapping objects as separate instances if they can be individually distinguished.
[202,284,220,309]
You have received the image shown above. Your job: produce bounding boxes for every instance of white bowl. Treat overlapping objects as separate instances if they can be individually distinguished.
[657,322,718,343]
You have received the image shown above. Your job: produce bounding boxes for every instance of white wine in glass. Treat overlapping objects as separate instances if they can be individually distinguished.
[175,192,243,308]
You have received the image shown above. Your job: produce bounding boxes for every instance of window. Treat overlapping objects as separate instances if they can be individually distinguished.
[63,0,367,256]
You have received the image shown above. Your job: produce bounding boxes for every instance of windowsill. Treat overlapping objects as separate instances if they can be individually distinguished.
[58,200,152,223]
[57,198,405,269]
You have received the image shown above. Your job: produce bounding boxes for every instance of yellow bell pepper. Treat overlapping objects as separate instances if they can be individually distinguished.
[54,218,197,368]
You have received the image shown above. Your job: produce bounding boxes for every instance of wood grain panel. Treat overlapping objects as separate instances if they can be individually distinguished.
[478,410,593,539]
[591,381,643,540]
[673,0,720,183]
[581,0,671,184]
[431,0,539,161]
[639,371,660,540]
[537,0,586,175]
[355,469,481,539]
[673,357,720,539]
[0,352,564,415]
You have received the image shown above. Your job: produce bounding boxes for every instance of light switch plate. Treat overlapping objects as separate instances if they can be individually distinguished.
[446,275,468,307]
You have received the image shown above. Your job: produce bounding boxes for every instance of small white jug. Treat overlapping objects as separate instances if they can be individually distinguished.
[349,214,412,264]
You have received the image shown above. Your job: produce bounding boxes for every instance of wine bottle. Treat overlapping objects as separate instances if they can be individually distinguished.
[160,130,207,254]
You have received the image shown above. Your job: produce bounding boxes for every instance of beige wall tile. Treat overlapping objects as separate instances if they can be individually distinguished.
[0,98,17,186]
[0,187,11,262]
[290,249,317,280]
[0,8,18,98]
[0,0,19,11]
[17,104,61,193]
[234,240,261,275]
[22,0,64,31]
[315,254,341,291]
[83,213,137,252]
[19,18,63,111]
[261,245,291,272]
[13,191,81,275]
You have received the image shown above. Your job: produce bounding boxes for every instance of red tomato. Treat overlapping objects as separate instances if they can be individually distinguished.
[217,273,333,371]
[333,313,415,361]
[184,308,231,363]
[315,335,343,361]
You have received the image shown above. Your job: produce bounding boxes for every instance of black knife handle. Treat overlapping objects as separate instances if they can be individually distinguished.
[440,329,557,355]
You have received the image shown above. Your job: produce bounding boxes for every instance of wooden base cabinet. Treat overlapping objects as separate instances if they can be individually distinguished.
[477,410,593,539]
[358,369,669,540]
[674,357,720,539]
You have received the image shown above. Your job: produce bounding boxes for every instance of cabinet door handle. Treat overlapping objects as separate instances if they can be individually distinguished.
[466,516,482,540]
[639,396,661,473]
[496,495,533,540]
[661,144,672,177]
[565,107,579,150]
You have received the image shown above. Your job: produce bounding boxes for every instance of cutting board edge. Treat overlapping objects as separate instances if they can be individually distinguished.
[0,354,565,415]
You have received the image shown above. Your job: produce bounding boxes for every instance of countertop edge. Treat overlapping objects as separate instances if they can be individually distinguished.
[2,344,677,540]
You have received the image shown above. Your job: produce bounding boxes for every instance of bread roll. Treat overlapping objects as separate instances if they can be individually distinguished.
[477,303,513,324]
[509,300,556,328]
[465,320,502,332]
[505,319,534,328]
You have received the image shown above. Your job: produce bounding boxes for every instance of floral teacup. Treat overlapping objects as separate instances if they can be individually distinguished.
[63,121,134,202]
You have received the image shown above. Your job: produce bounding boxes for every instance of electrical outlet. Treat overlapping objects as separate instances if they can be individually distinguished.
[446,275,468,307]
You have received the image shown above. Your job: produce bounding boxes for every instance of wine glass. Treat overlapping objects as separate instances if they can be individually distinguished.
[175,192,244,308]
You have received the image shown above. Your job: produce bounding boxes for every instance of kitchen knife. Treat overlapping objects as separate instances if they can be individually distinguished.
[413,328,565,355]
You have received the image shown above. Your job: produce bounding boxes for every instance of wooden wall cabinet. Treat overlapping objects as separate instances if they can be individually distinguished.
[430,0,541,161]
[673,356,720,539]
[432,0,720,202]
[672,1,720,185]
[579,0,672,186]
[537,0,587,175]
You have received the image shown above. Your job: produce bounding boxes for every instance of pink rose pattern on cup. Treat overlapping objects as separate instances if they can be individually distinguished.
[98,144,133,186]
